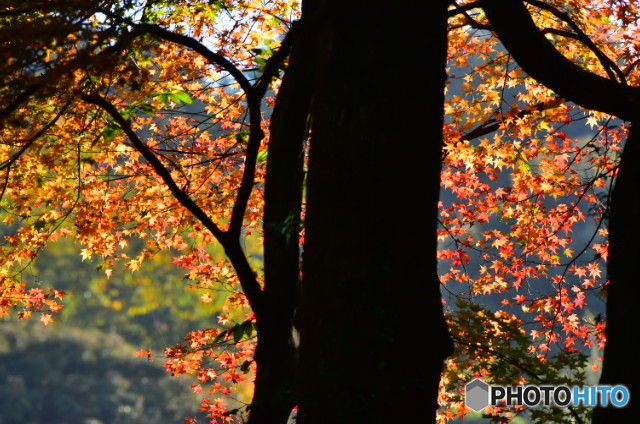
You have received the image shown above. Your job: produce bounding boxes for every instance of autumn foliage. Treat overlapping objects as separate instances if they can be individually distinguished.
[1,0,638,422]
[439,1,639,421]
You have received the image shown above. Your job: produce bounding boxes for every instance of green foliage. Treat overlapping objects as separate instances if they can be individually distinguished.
[444,301,591,423]
[231,319,255,343]
[29,238,218,350]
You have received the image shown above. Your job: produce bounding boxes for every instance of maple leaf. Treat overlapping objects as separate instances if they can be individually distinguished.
[51,289,66,300]
[586,115,599,129]
[80,249,92,261]
[572,266,587,278]
[136,350,153,360]
[40,314,54,326]
[587,263,602,278]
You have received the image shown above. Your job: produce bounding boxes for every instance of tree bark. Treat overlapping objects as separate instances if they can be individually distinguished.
[248,17,315,424]
[297,1,453,422]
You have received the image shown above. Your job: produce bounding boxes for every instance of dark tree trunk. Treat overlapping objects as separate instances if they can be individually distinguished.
[247,17,316,424]
[297,1,453,422]
[592,123,640,423]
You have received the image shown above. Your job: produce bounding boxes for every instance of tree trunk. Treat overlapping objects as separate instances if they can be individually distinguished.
[248,313,297,424]
[592,123,640,422]
[297,1,453,422]
[247,17,315,424]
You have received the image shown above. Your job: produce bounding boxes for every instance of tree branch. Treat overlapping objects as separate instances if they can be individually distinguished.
[131,23,267,237]
[461,97,564,141]
[227,24,304,236]
[1,26,142,126]
[80,93,227,239]
[0,5,54,17]
[136,24,254,97]
[449,1,490,30]
[0,100,71,170]
[482,0,640,121]
[227,107,264,236]
[526,0,625,84]
[448,1,483,17]
[80,92,265,314]
[0,85,42,126]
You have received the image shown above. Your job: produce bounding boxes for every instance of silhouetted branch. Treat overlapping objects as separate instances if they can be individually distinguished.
[80,92,265,315]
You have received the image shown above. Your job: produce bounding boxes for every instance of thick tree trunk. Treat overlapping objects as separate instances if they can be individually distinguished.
[247,17,315,424]
[592,123,640,422]
[297,1,453,422]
